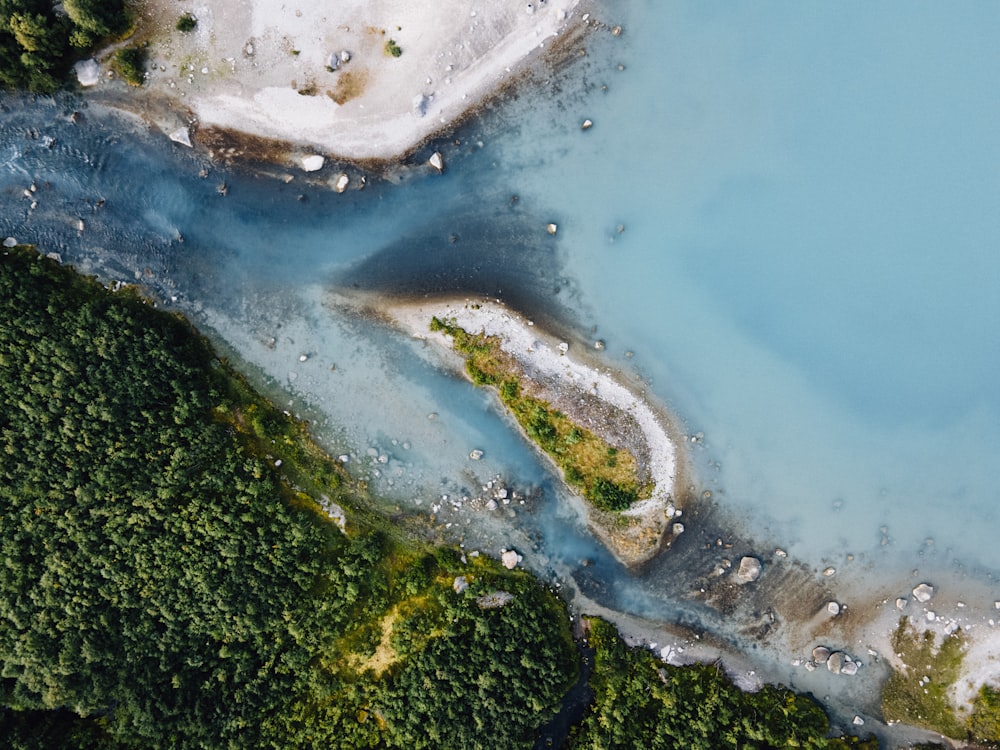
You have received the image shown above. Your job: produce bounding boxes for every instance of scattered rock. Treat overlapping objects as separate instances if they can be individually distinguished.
[169,126,193,147]
[896,597,908,611]
[469,449,484,460]
[3,237,17,248]
[594,339,605,350]
[301,154,325,172]
[581,118,593,130]
[546,222,558,235]
[74,58,100,87]
[339,50,352,64]
[611,25,624,36]
[476,591,514,609]
[333,173,349,193]
[501,550,521,569]
[735,556,762,584]
[826,651,845,674]
[452,575,468,593]
[774,548,788,558]
[913,583,934,603]
[822,566,836,577]
[826,601,841,616]
[812,646,831,664]
[485,499,497,511]
[853,715,865,726]
[326,52,341,71]
[428,151,445,172]
[672,522,684,535]
[557,342,569,354]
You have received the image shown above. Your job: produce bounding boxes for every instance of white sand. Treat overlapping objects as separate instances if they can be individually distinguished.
[382,297,680,525]
[116,0,584,162]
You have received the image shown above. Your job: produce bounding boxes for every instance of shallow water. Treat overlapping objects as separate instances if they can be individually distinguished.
[2,0,999,733]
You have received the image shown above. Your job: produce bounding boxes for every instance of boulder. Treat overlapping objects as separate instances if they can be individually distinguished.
[841,659,859,676]
[735,556,762,584]
[546,223,558,235]
[826,601,841,616]
[300,154,325,172]
[169,127,193,148]
[826,651,845,674]
[74,58,100,87]
[428,151,444,172]
[501,550,521,569]
[469,449,484,460]
[912,583,934,603]
[3,237,18,248]
[811,646,831,664]
[333,173,349,193]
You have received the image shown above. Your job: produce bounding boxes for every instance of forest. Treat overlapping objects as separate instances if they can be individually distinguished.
[0,246,892,748]
[0,0,130,92]
[0,247,577,748]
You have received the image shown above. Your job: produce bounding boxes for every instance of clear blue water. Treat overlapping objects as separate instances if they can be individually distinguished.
[2,0,999,726]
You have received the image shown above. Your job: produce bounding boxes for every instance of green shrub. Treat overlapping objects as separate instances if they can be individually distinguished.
[175,13,197,32]
[114,45,146,86]
[384,39,402,57]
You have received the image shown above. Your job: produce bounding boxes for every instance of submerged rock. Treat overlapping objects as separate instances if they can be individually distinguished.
[428,151,444,172]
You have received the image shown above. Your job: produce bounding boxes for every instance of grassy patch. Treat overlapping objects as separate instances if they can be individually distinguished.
[113,44,146,86]
[971,685,1000,744]
[175,13,196,32]
[881,617,966,738]
[431,316,647,512]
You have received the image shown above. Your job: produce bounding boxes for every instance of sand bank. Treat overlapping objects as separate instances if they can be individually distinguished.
[365,295,684,566]
[96,0,588,164]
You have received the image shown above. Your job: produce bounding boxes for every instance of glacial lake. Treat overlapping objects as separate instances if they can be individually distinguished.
[2,0,998,732]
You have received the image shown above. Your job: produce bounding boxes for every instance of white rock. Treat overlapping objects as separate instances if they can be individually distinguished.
[558,342,569,354]
[74,58,100,87]
[340,50,351,63]
[485,499,497,511]
[501,550,521,569]
[428,151,445,172]
[913,583,934,603]
[333,173,350,193]
[822,566,836,577]
[672,523,684,535]
[3,237,17,248]
[826,601,841,616]
[469,449,484,460]
[896,597,908,611]
[582,118,593,130]
[736,556,762,583]
[301,154,325,172]
[546,223,558,235]
[169,127,192,147]
[853,715,865,726]
[326,53,341,71]
[841,659,859,676]
[811,646,831,664]
[452,575,468,593]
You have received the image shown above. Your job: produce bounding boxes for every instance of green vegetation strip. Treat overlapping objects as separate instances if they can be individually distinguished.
[570,618,878,750]
[0,247,577,749]
[431,316,648,512]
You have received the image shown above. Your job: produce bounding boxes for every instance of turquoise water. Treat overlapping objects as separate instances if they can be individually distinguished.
[487,1,1000,570]
[2,0,999,727]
